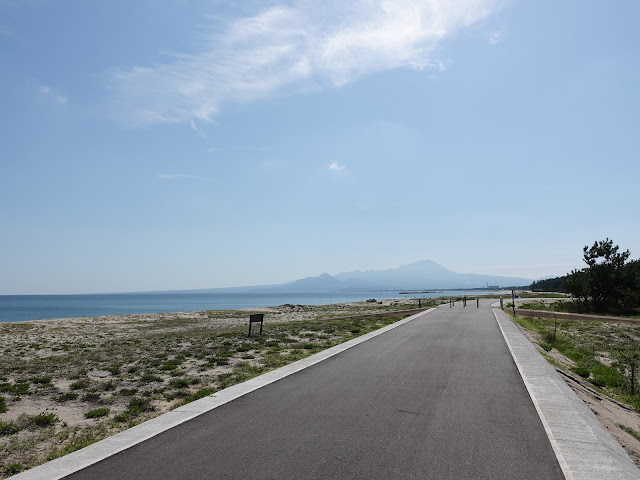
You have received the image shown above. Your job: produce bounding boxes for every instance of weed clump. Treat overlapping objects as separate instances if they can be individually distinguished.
[30,412,59,428]
[3,463,24,475]
[56,392,79,403]
[84,408,110,419]
[0,419,22,435]
[126,397,154,416]
[69,381,90,391]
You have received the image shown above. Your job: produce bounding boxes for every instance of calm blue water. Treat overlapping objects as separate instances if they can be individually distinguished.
[0,291,496,323]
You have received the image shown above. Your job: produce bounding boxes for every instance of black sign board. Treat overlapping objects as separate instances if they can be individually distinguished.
[248,314,264,337]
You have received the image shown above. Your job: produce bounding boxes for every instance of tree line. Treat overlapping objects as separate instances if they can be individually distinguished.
[531,239,640,314]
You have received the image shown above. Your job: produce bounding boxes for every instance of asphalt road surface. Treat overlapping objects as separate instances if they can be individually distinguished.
[67,301,564,479]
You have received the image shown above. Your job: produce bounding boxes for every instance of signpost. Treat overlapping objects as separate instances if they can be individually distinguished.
[248,313,264,337]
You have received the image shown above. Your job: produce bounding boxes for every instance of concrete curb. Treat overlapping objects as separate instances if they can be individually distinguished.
[11,309,435,480]
[492,305,640,479]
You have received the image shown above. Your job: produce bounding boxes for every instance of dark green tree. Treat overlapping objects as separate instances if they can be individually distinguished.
[565,239,638,313]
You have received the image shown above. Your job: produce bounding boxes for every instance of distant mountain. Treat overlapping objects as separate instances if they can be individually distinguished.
[255,273,344,293]
[164,260,533,295]
[331,260,532,291]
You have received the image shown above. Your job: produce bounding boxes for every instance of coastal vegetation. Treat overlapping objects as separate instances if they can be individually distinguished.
[0,299,434,477]
[531,239,640,316]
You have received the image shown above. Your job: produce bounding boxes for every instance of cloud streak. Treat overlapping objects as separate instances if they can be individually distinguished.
[111,0,504,127]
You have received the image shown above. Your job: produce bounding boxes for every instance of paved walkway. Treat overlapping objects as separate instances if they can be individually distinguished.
[14,301,640,479]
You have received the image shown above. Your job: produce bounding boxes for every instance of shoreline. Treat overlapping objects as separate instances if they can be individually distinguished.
[0,290,505,323]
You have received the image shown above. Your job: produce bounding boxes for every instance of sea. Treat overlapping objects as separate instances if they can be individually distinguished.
[0,290,500,323]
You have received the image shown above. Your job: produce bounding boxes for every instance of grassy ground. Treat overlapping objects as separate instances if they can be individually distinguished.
[510,313,640,411]
[0,299,437,477]
[517,299,640,319]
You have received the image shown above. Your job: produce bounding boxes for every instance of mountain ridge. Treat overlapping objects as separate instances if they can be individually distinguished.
[167,260,534,294]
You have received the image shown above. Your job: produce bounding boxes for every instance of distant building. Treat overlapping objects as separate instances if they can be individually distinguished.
[487,285,500,290]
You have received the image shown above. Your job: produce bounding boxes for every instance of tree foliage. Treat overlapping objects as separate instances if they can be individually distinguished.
[531,276,565,292]
[565,239,640,313]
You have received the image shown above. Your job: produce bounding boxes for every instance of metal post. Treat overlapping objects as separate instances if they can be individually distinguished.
[476,297,479,308]
[511,290,516,315]
[500,296,503,309]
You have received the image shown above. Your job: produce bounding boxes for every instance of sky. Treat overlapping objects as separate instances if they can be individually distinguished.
[1,0,639,295]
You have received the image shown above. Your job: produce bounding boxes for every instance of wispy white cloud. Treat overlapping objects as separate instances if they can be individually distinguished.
[110,0,505,127]
[40,85,68,104]
[329,161,346,172]
[488,30,503,45]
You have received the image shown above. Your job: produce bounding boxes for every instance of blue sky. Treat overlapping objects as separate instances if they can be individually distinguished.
[1,0,639,295]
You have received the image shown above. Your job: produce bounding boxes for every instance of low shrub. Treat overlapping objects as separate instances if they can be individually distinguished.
[170,378,190,389]
[0,419,22,435]
[82,392,101,402]
[3,463,24,475]
[31,376,52,385]
[55,392,79,403]
[84,408,110,419]
[30,412,59,427]
[571,366,590,378]
[69,380,90,390]
[139,374,163,383]
[127,397,154,415]
[539,343,553,352]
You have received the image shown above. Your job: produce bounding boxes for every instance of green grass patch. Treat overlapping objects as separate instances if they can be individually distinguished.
[69,380,90,390]
[82,392,101,402]
[169,378,190,389]
[84,408,110,419]
[539,343,553,352]
[512,314,640,409]
[55,392,79,403]
[571,366,591,378]
[30,376,52,385]
[3,463,24,475]
[29,412,59,427]
[0,419,22,435]
[126,397,154,416]
[617,423,640,441]
[119,388,138,397]
[139,373,163,383]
